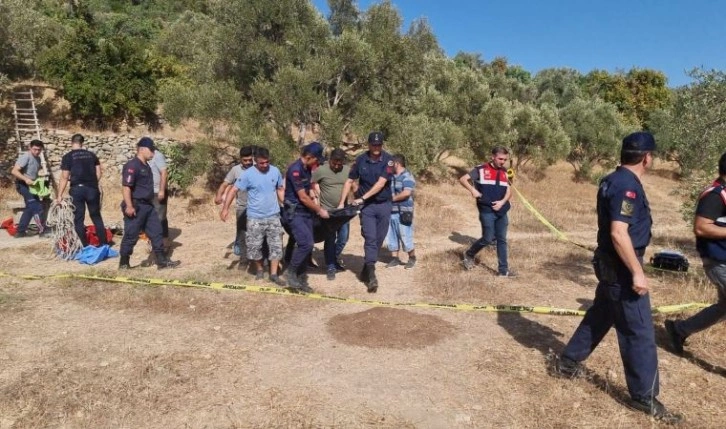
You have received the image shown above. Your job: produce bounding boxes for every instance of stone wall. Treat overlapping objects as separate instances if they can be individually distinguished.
[1,130,188,180]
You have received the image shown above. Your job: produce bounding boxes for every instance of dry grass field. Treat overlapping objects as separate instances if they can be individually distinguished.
[1,160,725,428]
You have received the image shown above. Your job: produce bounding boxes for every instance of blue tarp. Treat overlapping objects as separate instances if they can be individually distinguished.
[75,244,119,265]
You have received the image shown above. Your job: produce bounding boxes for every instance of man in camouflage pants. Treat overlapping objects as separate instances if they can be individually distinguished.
[220,147,286,285]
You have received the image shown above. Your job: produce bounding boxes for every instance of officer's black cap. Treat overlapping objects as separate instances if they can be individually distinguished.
[368,131,384,145]
[137,137,156,152]
[622,132,656,152]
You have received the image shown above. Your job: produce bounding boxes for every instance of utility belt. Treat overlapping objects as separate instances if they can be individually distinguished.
[71,183,98,189]
[592,247,645,284]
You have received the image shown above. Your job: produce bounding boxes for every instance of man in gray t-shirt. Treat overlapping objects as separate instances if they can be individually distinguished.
[10,139,46,237]
[149,147,170,248]
[215,145,255,257]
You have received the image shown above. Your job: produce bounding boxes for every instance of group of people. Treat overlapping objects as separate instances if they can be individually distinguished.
[217,132,417,294]
[12,134,177,268]
[12,129,726,423]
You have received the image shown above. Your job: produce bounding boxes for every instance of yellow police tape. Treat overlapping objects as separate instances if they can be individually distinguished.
[0,271,709,316]
[512,184,696,276]
[512,185,595,251]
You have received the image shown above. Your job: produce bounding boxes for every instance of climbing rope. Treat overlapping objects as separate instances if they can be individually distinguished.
[46,198,83,260]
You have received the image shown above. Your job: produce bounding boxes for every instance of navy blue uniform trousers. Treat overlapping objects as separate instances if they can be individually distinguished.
[360,201,392,264]
[562,251,659,400]
[120,200,164,256]
[289,211,314,272]
[70,185,106,246]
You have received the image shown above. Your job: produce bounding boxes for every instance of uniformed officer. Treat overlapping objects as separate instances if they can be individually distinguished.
[55,133,107,247]
[340,131,394,293]
[460,146,515,276]
[284,142,329,292]
[119,138,180,270]
[556,132,681,424]
[665,151,726,355]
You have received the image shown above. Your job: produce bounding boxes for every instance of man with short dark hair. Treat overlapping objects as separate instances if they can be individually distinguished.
[556,132,681,424]
[11,139,46,238]
[313,148,350,281]
[283,142,329,291]
[666,151,726,356]
[216,145,255,257]
[119,137,180,270]
[221,147,286,285]
[386,154,416,269]
[341,131,394,293]
[55,133,107,247]
[459,146,515,276]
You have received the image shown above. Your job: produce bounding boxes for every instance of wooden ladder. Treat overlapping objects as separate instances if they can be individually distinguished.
[13,89,54,190]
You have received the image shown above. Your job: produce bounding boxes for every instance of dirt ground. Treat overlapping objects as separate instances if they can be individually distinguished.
[1,161,726,428]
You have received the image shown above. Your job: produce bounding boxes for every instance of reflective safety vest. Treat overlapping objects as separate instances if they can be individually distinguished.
[473,163,510,212]
[696,180,726,262]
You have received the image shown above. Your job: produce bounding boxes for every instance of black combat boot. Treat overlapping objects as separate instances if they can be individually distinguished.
[358,264,369,283]
[119,255,131,269]
[366,263,378,293]
[156,253,181,270]
[287,268,302,289]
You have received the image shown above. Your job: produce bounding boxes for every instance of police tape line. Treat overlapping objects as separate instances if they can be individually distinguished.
[511,185,595,251]
[0,270,709,316]
[512,185,696,276]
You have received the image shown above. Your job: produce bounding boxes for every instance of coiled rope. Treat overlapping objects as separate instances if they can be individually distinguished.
[46,198,83,260]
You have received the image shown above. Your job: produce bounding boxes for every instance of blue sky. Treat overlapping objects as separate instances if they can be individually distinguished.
[311,0,726,87]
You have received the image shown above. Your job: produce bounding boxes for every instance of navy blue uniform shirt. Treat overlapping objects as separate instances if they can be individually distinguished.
[596,166,652,255]
[284,159,312,209]
[122,157,154,202]
[61,149,100,187]
[349,151,394,203]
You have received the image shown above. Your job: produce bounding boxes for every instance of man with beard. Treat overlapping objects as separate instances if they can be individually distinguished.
[220,147,286,286]
[459,146,515,277]
[313,148,351,281]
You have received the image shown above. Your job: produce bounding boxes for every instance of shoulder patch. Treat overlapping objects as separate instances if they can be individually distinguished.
[292,171,300,176]
[620,200,634,216]
[388,160,394,167]
[625,190,636,199]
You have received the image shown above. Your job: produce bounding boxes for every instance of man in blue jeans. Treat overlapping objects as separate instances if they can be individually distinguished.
[313,148,351,281]
[11,139,47,238]
[55,133,107,247]
[459,146,515,277]
[386,154,416,269]
[666,151,726,356]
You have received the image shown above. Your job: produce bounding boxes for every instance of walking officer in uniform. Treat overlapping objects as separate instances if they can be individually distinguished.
[340,131,394,293]
[55,133,107,247]
[556,132,681,424]
[118,137,180,270]
[460,146,515,277]
[284,142,329,292]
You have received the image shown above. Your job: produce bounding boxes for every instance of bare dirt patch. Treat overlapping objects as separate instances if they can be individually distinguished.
[327,307,456,349]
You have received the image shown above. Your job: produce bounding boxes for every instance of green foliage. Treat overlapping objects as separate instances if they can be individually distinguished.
[327,0,360,36]
[560,98,632,181]
[510,102,570,169]
[387,113,465,175]
[161,140,214,192]
[650,69,726,177]
[582,68,671,127]
[39,18,158,124]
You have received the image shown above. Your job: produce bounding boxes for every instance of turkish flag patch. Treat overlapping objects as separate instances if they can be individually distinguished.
[292,171,300,177]
[625,190,636,199]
